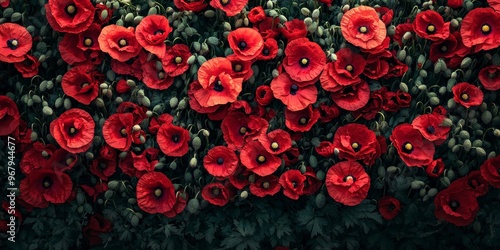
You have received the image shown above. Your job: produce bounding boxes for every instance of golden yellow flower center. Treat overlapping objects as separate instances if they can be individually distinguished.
[119,39,127,47]
[482,24,491,34]
[69,127,76,134]
[346,64,353,72]
[351,142,359,149]
[300,58,309,66]
[271,142,279,150]
[234,64,242,72]
[359,26,368,33]
[299,117,307,125]
[461,93,469,101]
[257,155,266,163]
[404,142,413,151]
[154,188,162,197]
[121,128,128,136]
[84,38,93,46]
[175,56,182,64]
[66,4,76,14]
[262,181,270,189]
[427,24,436,33]
[221,0,229,5]
[239,126,247,135]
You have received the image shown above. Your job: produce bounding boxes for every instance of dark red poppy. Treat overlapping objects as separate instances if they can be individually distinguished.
[429,32,470,64]
[271,72,317,111]
[302,167,321,195]
[10,120,33,153]
[228,27,264,61]
[283,147,300,166]
[162,44,191,76]
[381,90,399,112]
[116,101,148,125]
[384,53,409,78]
[258,129,292,155]
[50,108,95,154]
[280,19,307,41]
[434,185,479,226]
[390,123,435,167]
[188,80,222,115]
[61,64,103,105]
[240,140,281,176]
[393,23,414,47]
[102,113,134,151]
[210,0,247,16]
[90,157,116,181]
[14,54,39,78]
[45,0,95,33]
[20,168,73,208]
[164,190,189,218]
[135,15,172,58]
[83,214,113,246]
[201,182,232,206]
[320,48,366,92]
[249,175,281,197]
[450,170,489,197]
[0,0,9,8]
[332,123,382,166]
[330,80,371,111]
[315,141,335,157]
[227,54,254,81]
[413,10,450,41]
[118,151,147,178]
[279,170,306,200]
[81,182,108,202]
[136,172,176,214]
[375,7,394,26]
[480,155,500,188]
[141,60,175,90]
[461,8,500,51]
[20,142,56,175]
[0,96,20,136]
[255,17,280,39]
[284,105,320,132]
[115,79,131,94]
[255,85,274,106]
[48,148,78,172]
[319,102,341,123]
[174,0,207,12]
[340,6,387,50]
[228,167,251,189]
[98,25,141,62]
[425,158,445,178]
[248,6,266,23]
[452,82,483,108]
[148,113,174,134]
[221,111,269,151]
[203,146,239,178]
[479,65,500,91]
[130,148,159,173]
[0,23,33,63]
[257,38,279,61]
[110,51,147,80]
[351,87,385,120]
[378,196,401,220]
[412,114,450,145]
[157,123,190,157]
[283,37,326,82]
[325,161,370,206]
[363,50,392,80]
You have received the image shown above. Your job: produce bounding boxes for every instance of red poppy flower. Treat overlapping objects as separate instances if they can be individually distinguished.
[332,123,382,166]
[228,167,251,189]
[319,102,341,123]
[203,146,239,178]
[340,6,387,50]
[283,37,326,82]
[0,0,9,8]
[210,0,248,17]
[450,170,489,197]
[45,0,95,33]
[390,123,435,167]
[48,148,78,173]
[141,60,174,90]
[135,15,172,58]
[102,113,134,151]
[90,157,116,181]
[61,64,103,105]
[271,72,318,111]
[188,80,222,114]
[351,87,385,120]
[131,148,160,172]
[284,105,320,132]
[320,48,366,92]
[258,129,292,155]
[221,111,269,151]
[375,7,394,26]
[429,32,470,64]
[148,113,174,135]
[50,108,95,154]
[452,82,484,108]
[227,54,254,81]
[393,23,414,47]
[228,27,264,61]
[325,161,370,206]
[363,50,392,80]
[434,186,479,226]
[20,142,56,175]
[279,170,306,200]
[202,182,232,206]
[411,114,450,146]
[240,141,281,177]
[157,123,190,157]
[480,155,500,188]
[116,101,148,125]
[248,6,266,23]
[83,214,113,246]
[490,0,500,12]
[249,175,281,197]
[162,44,191,76]
[280,19,308,41]
[461,8,500,51]
[110,50,147,80]
[445,0,463,8]
[255,17,280,39]
[136,172,176,214]
[413,10,450,41]
[255,85,274,106]
[378,196,401,220]
[384,53,409,78]
[13,54,39,78]
[164,190,188,218]
[330,80,371,111]
[382,90,411,112]
[20,168,73,208]
[302,167,321,195]
[479,65,500,91]
[0,23,32,63]
[174,0,207,12]
[118,151,147,178]
[0,96,20,136]
[425,158,445,178]
[81,183,108,202]
[98,25,141,62]
[257,38,279,61]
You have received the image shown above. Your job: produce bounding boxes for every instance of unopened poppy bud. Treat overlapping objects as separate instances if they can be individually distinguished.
[115,97,123,104]
[481,111,492,124]
[42,106,53,116]
[124,13,134,22]
[272,69,280,78]
[86,152,94,160]
[197,55,207,65]
[334,148,340,156]
[316,170,325,181]
[397,50,406,61]
[403,31,412,40]
[411,180,425,189]
[240,191,248,200]
[187,199,200,213]
[189,157,198,168]
[419,188,427,197]
[399,82,409,93]
[278,15,287,23]
[192,136,202,150]
[223,22,231,31]
[494,129,500,137]
[387,166,398,174]
[315,193,326,208]
[178,99,187,109]
[266,0,273,9]
[342,5,350,12]
[126,79,136,88]
[476,147,487,157]
[459,130,470,140]
[169,161,177,170]
[419,70,428,78]
[30,131,38,141]
[429,97,440,106]
[460,57,472,69]
[312,9,320,19]
[439,86,447,95]
[41,150,49,158]
[463,139,472,152]
[447,99,456,109]
[204,10,215,18]
[301,8,310,16]
[95,98,105,107]
[248,174,255,183]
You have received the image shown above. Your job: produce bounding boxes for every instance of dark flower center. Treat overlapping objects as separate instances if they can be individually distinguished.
[450,200,460,211]
[262,181,270,189]
[259,90,267,98]
[497,168,500,174]
[481,24,491,35]
[239,126,247,135]
[154,188,163,198]
[99,163,107,170]
[238,41,247,50]
[154,30,164,35]
[461,93,469,101]
[257,155,266,164]
[345,64,353,72]
[212,188,220,196]
[157,71,166,80]
[42,177,52,188]
[271,142,279,150]
[174,56,182,64]
[291,181,297,188]
[441,45,448,52]
[68,127,78,136]
[233,64,242,72]
[217,157,224,165]
[120,128,128,137]
[358,26,368,33]
[65,4,77,16]
[432,167,439,174]
[426,24,436,34]
[402,142,413,153]
[489,72,497,79]
[299,117,308,125]
[427,126,435,134]
[7,39,19,50]
[299,58,309,68]
[118,39,128,47]
[351,142,361,152]
[171,134,180,143]
[290,84,298,95]
[263,48,270,55]
[214,80,224,92]
[388,203,396,212]
[343,175,355,182]
[84,37,93,47]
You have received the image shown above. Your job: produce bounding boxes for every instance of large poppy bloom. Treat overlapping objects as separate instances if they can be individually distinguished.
[332,123,382,166]
[136,172,176,214]
[413,10,450,41]
[282,37,326,82]
[135,15,172,58]
[228,27,264,61]
[340,6,387,50]
[271,72,318,111]
[221,111,269,151]
[330,80,371,111]
[284,105,320,132]
[45,0,95,34]
[479,65,500,91]
[452,82,484,108]
[325,161,370,206]
[480,155,500,188]
[157,123,190,157]
[411,114,450,145]
[434,186,479,226]
[240,141,281,177]
[50,108,95,154]
[0,23,32,63]
[201,182,232,206]
[141,60,174,90]
[203,146,239,178]
[378,196,401,220]
[249,175,281,197]
[98,25,141,62]
[102,113,134,151]
[279,170,306,200]
[0,96,20,136]
[20,168,73,208]
[162,44,191,76]
[59,23,102,65]
[461,8,500,51]
[61,64,103,105]
[320,48,366,92]
[389,123,435,167]
[209,0,248,17]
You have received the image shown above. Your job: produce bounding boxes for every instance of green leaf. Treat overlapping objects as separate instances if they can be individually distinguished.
[296,207,327,237]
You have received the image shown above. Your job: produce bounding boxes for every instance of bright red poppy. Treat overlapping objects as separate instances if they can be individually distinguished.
[201,182,232,206]
[411,114,450,145]
[480,155,500,188]
[188,80,222,115]
[164,190,189,218]
[325,161,370,206]
[0,23,32,63]
[221,111,269,151]
[0,96,20,136]
[228,27,264,61]
[203,146,239,178]
[452,82,483,108]
[279,170,306,200]
[489,0,500,12]
[280,19,308,41]
[413,10,450,41]
[174,0,207,12]
[257,38,279,61]
[284,105,320,132]
[340,6,387,50]
[271,72,318,111]
[141,60,175,90]
[98,25,141,62]
[378,196,401,220]
[425,158,445,178]
[332,123,383,166]
[351,87,385,120]
[283,37,326,82]
[20,168,73,208]
[116,101,148,125]
[136,172,176,214]
[102,113,135,151]
[118,151,147,178]
[330,80,371,111]
[14,54,39,78]
[461,8,500,51]
[434,186,479,226]
[148,113,174,134]
[162,44,191,76]
[320,48,366,92]
[248,6,266,24]
[259,129,292,155]
[61,64,103,105]
[255,85,274,106]
[135,15,172,58]
[389,123,435,167]
[255,17,280,39]
[228,167,251,189]
[375,7,394,26]
[240,140,281,176]
[45,0,95,33]
[131,148,160,172]
[209,0,248,17]
[157,123,190,157]
[249,175,281,197]
[479,65,500,91]
[50,108,95,154]
[0,0,9,7]
[227,54,254,81]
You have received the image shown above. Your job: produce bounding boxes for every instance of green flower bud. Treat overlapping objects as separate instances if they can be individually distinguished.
[312,9,320,19]
[104,190,114,200]
[301,8,310,16]
[192,136,202,151]
[315,193,326,208]
[178,99,187,109]
[377,166,386,177]
[309,155,318,168]
[411,180,425,189]
[187,199,200,213]
[399,82,408,93]
[428,188,438,197]
[476,147,487,157]
[429,97,440,106]
[481,111,492,124]
[130,215,139,227]
[387,166,398,174]
[316,170,325,181]
[169,161,177,170]
[419,188,427,196]
[240,191,248,200]
[76,192,85,205]
[463,139,472,152]
[184,172,193,183]
[42,106,53,116]
[204,10,215,18]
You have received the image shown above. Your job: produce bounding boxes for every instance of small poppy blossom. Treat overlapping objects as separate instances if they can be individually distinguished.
[434,186,479,226]
[411,114,451,145]
[452,82,484,108]
[20,142,56,175]
[102,113,135,151]
[81,183,108,202]
[47,148,78,172]
[393,23,414,47]
[325,161,370,206]
[320,48,366,92]
[384,53,409,78]
[284,105,320,132]
[330,80,371,111]
[20,168,73,208]
[446,0,463,8]
[110,51,147,80]
[118,152,147,178]
[90,157,116,181]
[271,72,318,111]
[221,111,269,151]
[164,190,189,218]
[375,7,394,26]
[228,167,251,189]
[0,0,9,7]
[249,175,281,197]
[61,64,103,105]
[378,196,401,220]
[389,123,435,167]
[201,182,232,206]
[141,60,174,90]
[351,87,385,120]
[188,80,222,115]
[413,10,450,41]
[479,65,500,91]
[302,167,321,195]
[450,170,489,197]
[210,0,248,17]
[319,102,341,123]
[283,37,326,82]
[259,129,292,155]
[174,0,207,12]
[162,44,191,76]
[332,123,382,166]
[240,140,281,177]
[363,50,392,80]
[136,172,176,214]
[76,23,102,52]
[135,15,172,58]
[14,54,39,78]
[283,147,300,166]
[45,0,95,34]
[255,17,281,39]
[0,23,33,63]
[228,27,264,61]
[157,123,190,157]
[116,101,148,125]
[227,54,254,81]
[279,170,306,200]
[131,148,160,172]
[203,146,239,178]
[340,6,387,50]
[83,214,113,246]
[255,85,274,106]
[425,158,445,178]
[248,6,266,23]
[461,8,500,51]
[480,155,500,188]
[50,108,95,154]
[98,25,142,62]
[0,96,20,136]
[257,38,279,61]
[280,19,308,41]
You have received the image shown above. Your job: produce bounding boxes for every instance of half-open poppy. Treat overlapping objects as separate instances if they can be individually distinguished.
[136,15,172,58]
[390,123,435,167]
